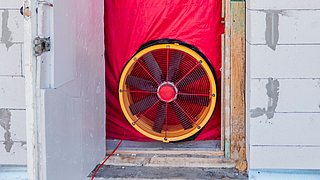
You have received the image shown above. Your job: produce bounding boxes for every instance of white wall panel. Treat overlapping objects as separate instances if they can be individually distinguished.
[246,10,265,44]
[0,0,21,9]
[0,77,25,109]
[50,0,76,88]
[250,113,320,146]
[0,1,26,167]
[247,0,320,173]
[250,79,320,113]
[247,10,320,45]
[248,44,320,78]
[0,110,26,142]
[42,90,83,180]
[0,142,27,165]
[250,146,320,169]
[0,44,22,76]
[247,0,320,10]
[0,10,23,43]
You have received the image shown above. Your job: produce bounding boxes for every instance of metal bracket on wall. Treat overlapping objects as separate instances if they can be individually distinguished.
[33,36,51,56]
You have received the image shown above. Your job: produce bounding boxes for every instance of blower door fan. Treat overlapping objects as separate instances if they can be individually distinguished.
[119,42,217,142]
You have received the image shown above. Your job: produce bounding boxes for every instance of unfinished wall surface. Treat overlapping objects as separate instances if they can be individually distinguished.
[0,0,26,165]
[247,0,320,172]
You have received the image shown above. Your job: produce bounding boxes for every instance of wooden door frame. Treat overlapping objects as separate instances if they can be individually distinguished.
[222,0,247,171]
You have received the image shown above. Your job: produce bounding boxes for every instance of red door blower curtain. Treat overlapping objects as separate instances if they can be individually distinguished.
[105,0,223,141]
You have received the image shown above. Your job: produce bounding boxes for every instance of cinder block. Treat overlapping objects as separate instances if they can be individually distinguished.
[246,10,265,44]
[0,0,21,9]
[247,10,320,44]
[0,110,26,142]
[250,146,320,169]
[0,10,24,44]
[250,79,320,113]
[0,44,22,76]
[0,142,26,165]
[247,0,320,10]
[250,113,320,146]
[248,44,320,78]
[0,77,25,109]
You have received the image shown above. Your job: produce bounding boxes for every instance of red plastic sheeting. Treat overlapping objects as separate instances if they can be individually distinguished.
[105,0,223,141]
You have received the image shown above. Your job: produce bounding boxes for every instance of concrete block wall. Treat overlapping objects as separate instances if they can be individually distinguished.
[247,0,320,170]
[0,0,27,165]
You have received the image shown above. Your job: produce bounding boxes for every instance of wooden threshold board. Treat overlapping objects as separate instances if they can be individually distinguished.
[103,155,235,168]
[106,140,224,156]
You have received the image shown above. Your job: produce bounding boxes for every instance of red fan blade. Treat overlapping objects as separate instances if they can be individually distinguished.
[176,66,206,88]
[143,53,162,84]
[178,94,210,106]
[129,95,159,115]
[152,102,166,133]
[168,51,183,82]
[170,102,193,130]
[126,75,157,92]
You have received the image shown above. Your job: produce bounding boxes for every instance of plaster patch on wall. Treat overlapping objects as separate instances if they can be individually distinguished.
[1,10,14,50]
[264,10,287,51]
[250,78,280,120]
[265,11,279,50]
[0,109,13,152]
[250,107,266,118]
[266,78,280,119]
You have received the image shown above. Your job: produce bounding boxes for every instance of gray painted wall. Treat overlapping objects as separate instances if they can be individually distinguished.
[0,0,26,165]
[247,0,320,170]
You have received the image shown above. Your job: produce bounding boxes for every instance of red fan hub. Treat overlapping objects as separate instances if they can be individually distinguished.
[157,83,177,102]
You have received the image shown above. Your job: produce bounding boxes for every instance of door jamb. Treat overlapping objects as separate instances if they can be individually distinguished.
[222,0,247,171]
[24,0,42,179]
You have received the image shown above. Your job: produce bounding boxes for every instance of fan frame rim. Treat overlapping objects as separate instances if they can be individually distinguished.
[119,43,217,142]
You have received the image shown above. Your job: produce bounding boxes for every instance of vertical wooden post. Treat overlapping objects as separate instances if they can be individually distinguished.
[230,0,247,171]
[222,0,232,158]
[222,0,247,171]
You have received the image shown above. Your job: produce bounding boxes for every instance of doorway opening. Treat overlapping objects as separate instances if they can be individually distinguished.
[105,0,223,156]
[102,0,246,173]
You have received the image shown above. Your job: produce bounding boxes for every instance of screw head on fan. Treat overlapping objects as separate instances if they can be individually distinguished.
[157,82,178,102]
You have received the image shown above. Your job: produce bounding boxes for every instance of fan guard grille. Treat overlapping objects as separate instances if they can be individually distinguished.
[119,42,217,142]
